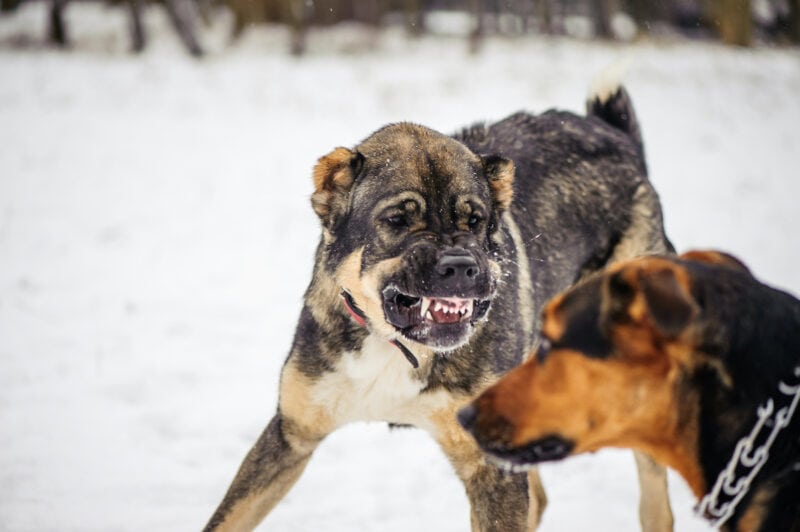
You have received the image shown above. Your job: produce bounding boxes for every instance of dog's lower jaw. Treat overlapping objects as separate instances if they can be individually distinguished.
[480,435,576,470]
[409,331,473,357]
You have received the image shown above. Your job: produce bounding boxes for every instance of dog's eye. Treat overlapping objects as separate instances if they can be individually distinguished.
[467,214,483,229]
[536,338,552,362]
[384,214,408,228]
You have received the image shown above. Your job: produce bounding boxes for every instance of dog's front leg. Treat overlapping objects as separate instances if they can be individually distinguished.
[205,357,333,532]
[463,462,547,531]
[203,413,321,531]
[433,405,547,531]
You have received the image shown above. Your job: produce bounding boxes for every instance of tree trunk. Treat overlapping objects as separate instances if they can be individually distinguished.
[713,0,752,46]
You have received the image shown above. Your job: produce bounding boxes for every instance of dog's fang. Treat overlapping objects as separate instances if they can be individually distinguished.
[420,297,432,318]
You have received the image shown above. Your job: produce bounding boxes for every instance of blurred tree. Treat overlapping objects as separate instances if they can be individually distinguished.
[8,0,797,55]
[781,0,800,42]
[49,0,68,45]
[713,0,752,45]
[469,0,482,52]
[40,0,203,54]
[591,0,613,38]
[623,0,668,35]
[406,0,425,35]
[0,0,22,12]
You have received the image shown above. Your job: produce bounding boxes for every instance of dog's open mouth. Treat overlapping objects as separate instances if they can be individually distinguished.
[408,295,473,323]
[382,286,492,348]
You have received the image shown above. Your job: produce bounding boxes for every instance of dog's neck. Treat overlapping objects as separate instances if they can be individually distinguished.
[694,364,800,530]
[340,289,420,368]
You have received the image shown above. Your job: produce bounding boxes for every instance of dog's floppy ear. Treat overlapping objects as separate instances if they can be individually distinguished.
[311,147,364,230]
[482,155,515,212]
[604,262,697,340]
[638,266,698,339]
[679,249,751,275]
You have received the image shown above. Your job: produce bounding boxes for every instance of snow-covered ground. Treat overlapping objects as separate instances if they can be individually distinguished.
[1,5,799,531]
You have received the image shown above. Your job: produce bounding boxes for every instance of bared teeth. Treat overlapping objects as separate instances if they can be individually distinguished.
[420,297,432,318]
[421,297,475,322]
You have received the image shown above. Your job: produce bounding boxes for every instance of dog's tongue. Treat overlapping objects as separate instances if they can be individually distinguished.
[422,297,473,324]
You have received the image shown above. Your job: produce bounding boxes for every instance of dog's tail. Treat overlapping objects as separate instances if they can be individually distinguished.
[586,63,644,158]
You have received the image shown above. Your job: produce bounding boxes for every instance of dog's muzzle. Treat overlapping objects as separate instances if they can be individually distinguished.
[380,245,496,350]
[458,405,574,470]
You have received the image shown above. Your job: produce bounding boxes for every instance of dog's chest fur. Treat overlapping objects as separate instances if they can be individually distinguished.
[311,333,449,430]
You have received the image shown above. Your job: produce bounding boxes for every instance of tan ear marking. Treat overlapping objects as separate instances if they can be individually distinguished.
[541,295,566,342]
[312,147,356,193]
[311,147,359,227]
[679,249,751,275]
[483,155,515,211]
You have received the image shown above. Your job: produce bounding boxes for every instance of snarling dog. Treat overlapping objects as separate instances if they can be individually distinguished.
[204,83,676,531]
[460,250,800,531]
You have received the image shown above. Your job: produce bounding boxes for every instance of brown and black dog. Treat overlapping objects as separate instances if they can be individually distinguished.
[460,250,800,531]
[204,82,677,531]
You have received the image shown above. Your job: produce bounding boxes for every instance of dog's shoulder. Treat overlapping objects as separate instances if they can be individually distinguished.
[683,259,800,391]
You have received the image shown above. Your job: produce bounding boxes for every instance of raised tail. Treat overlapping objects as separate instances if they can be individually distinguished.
[586,73,644,159]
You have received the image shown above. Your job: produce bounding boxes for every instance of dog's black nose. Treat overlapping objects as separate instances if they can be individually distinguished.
[436,252,480,282]
[457,404,478,431]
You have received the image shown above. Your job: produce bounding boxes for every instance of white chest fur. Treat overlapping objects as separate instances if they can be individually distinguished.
[312,333,448,429]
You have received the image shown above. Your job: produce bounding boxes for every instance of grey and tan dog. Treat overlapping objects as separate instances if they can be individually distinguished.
[204,82,675,531]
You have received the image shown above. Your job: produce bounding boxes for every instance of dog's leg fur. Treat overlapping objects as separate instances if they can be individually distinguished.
[204,415,320,531]
[205,359,332,531]
[433,405,546,531]
[635,452,674,532]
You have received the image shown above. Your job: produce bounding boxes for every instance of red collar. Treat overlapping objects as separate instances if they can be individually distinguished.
[340,290,419,369]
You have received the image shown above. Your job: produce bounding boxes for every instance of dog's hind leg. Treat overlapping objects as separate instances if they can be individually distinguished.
[634,451,674,532]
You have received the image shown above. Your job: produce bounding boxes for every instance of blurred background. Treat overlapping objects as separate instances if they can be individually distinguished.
[1,1,798,531]
[2,0,800,54]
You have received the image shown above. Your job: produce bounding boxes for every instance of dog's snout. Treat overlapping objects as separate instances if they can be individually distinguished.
[436,253,480,281]
[457,404,478,431]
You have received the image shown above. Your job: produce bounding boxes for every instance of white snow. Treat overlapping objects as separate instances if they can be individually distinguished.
[1,5,799,531]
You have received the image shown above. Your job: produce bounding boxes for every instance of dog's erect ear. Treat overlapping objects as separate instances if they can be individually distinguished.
[679,249,752,276]
[311,147,364,229]
[638,267,698,339]
[482,155,515,212]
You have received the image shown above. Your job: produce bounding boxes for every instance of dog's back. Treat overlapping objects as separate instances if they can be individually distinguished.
[454,85,671,360]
